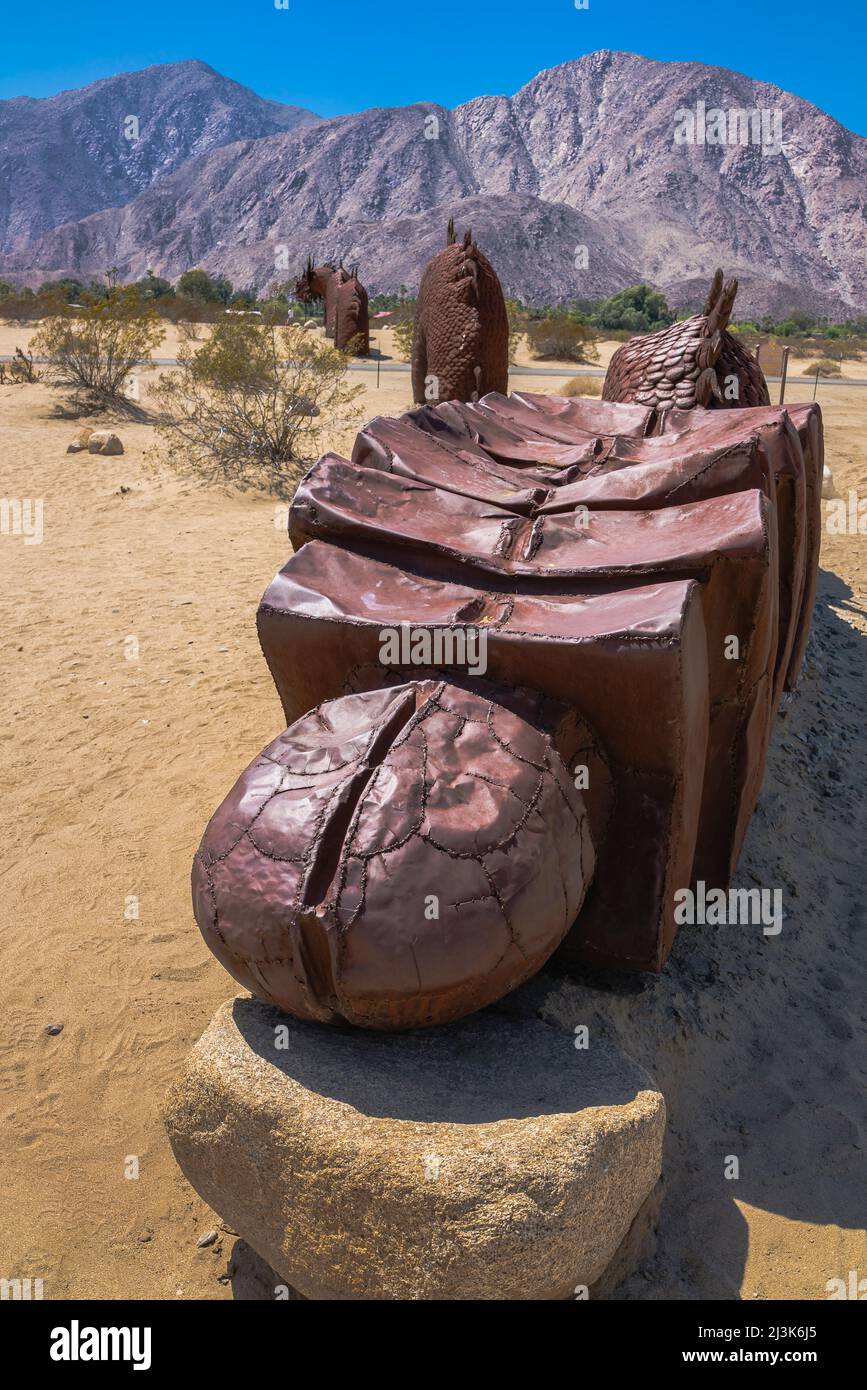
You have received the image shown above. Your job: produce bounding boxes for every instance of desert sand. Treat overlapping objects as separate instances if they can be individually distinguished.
[0,325,865,1300]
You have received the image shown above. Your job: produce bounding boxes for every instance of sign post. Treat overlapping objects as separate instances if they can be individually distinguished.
[373,311,392,388]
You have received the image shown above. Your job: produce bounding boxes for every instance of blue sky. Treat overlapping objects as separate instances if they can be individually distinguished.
[2,0,865,135]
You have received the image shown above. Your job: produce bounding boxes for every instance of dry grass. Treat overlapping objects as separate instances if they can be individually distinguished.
[561,374,603,397]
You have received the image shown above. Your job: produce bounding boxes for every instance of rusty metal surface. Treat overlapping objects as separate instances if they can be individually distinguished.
[602,271,771,412]
[192,389,823,1018]
[192,679,593,1027]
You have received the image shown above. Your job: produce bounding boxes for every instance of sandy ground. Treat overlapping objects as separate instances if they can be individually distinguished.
[0,333,865,1301]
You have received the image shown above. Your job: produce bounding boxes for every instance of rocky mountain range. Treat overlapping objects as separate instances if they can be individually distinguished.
[3,51,865,316]
[0,60,318,254]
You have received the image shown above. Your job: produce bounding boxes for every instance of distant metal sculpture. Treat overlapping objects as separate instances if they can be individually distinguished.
[603,270,770,411]
[294,259,370,356]
[411,220,509,405]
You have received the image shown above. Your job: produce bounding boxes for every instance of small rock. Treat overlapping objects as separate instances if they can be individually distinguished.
[821,464,836,499]
[67,427,93,454]
[88,430,124,456]
[196,1229,219,1248]
[44,1023,64,1035]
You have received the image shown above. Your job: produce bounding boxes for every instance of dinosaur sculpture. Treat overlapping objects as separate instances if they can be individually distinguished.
[294,259,338,333]
[603,270,770,411]
[294,258,370,356]
[411,220,509,405]
[192,381,822,1028]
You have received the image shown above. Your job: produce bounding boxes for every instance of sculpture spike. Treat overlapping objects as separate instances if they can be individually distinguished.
[706,274,739,336]
[702,269,724,318]
[718,277,739,331]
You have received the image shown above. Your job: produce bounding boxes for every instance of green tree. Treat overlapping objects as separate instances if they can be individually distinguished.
[37,278,85,303]
[85,278,111,301]
[210,275,233,305]
[229,288,259,309]
[176,269,233,305]
[590,285,674,333]
[137,271,174,300]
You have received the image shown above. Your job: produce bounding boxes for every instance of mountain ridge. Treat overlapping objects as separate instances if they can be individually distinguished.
[3,52,865,315]
[0,59,319,252]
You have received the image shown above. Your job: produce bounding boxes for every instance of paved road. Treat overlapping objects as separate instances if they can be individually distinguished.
[4,354,865,388]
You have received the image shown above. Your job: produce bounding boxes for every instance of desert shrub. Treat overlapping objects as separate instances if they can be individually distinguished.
[505,299,524,364]
[560,374,602,397]
[150,319,363,491]
[526,316,598,363]
[0,290,44,323]
[160,294,224,326]
[829,340,856,359]
[177,319,202,342]
[823,321,867,341]
[31,287,164,404]
[264,284,314,323]
[259,293,292,325]
[805,358,842,377]
[391,310,416,363]
[794,338,854,361]
[0,347,41,385]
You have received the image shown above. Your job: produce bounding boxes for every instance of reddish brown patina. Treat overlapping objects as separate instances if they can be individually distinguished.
[193,376,821,1023]
[193,679,594,1028]
[411,220,509,405]
[603,270,770,411]
[294,258,370,356]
